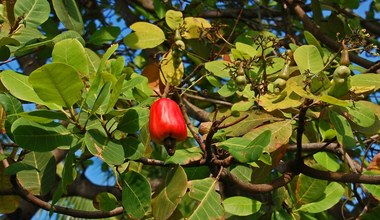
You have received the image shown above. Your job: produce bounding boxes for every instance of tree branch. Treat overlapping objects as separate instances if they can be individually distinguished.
[10,175,124,219]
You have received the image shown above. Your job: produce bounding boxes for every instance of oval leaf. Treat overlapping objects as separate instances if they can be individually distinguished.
[124,22,165,49]
[29,63,84,108]
[121,171,151,219]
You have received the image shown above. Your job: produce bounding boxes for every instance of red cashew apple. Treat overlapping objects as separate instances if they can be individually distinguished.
[149,98,187,156]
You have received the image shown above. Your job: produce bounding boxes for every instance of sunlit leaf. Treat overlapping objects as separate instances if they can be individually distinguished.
[52,0,84,34]
[14,0,50,28]
[297,182,344,213]
[205,60,231,78]
[182,17,211,39]
[29,63,84,108]
[0,70,59,109]
[124,22,165,49]
[121,136,145,160]
[294,45,324,74]
[313,152,340,172]
[165,10,183,30]
[296,174,328,204]
[328,110,356,149]
[52,38,89,76]
[350,74,380,92]
[160,49,184,86]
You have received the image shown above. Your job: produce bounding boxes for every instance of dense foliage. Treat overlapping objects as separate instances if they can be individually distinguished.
[0,0,380,219]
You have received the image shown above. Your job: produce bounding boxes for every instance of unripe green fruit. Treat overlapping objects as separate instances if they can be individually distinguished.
[334,65,351,78]
[235,75,247,91]
[278,63,290,79]
[274,78,286,89]
[174,29,182,41]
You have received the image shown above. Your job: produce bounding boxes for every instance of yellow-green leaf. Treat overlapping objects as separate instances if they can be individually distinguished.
[124,22,165,49]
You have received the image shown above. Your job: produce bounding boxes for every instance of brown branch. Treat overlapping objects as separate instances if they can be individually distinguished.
[300,163,380,184]
[185,93,233,106]
[182,97,210,122]
[10,175,124,219]
[219,164,296,193]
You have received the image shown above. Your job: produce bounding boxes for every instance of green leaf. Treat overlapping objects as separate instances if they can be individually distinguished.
[124,22,165,49]
[223,111,276,137]
[231,165,252,182]
[85,129,125,165]
[0,70,59,109]
[182,17,211,39]
[121,171,151,219]
[97,44,118,75]
[235,42,257,58]
[165,147,203,165]
[294,45,324,74]
[14,0,50,28]
[11,118,74,152]
[94,192,118,211]
[218,80,237,97]
[319,94,350,107]
[0,92,23,121]
[6,162,38,175]
[244,120,292,152]
[0,46,10,61]
[52,0,84,34]
[313,152,340,172]
[318,119,336,141]
[231,101,254,112]
[298,182,345,213]
[89,81,112,114]
[296,174,328,204]
[363,171,380,200]
[205,60,231,78]
[121,137,145,160]
[328,110,356,149]
[304,31,323,57]
[29,63,84,108]
[343,101,376,127]
[0,37,20,47]
[188,177,224,220]
[152,166,188,220]
[85,48,101,75]
[220,131,271,163]
[159,49,184,86]
[165,10,183,30]
[350,73,380,91]
[52,30,85,45]
[89,26,121,45]
[15,152,56,196]
[52,38,89,76]
[117,107,150,134]
[106,74,126,113]
[223,196,262,216]
[16,110,67,124]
